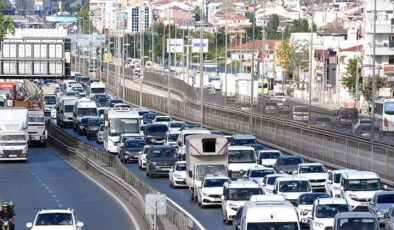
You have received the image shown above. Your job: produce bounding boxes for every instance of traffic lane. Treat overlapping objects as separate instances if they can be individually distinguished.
[0,147,134,230]
[125,163,232,230]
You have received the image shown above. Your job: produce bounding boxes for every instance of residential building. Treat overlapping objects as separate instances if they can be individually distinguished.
[154,0,194,25]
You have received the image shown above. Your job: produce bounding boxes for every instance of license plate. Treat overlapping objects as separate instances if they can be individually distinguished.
[9,154,17,157]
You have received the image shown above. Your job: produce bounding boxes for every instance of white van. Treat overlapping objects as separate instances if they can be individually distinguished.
[240,195,300,230]
[339,171,384,211]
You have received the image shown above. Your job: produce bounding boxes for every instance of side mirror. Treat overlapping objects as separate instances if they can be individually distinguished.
[383,184,388,190]
[188,170,192,178]
[26,223,33,228]
[76,222,84,227]
[221,195,225,200]
[327,179,332,184]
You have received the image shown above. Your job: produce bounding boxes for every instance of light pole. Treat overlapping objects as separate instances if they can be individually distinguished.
[371,0,377,140]
[224,0,228,108]
[123,42,130,99]
[140,4,145,107]
[199,0,204,127]
[308,5,314,127]
[249,0,256,134]
[167,3,171,115]
[107,37,113,85]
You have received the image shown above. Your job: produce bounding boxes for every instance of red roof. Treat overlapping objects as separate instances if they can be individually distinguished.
[229,40,277,51]
[341,45,363,52]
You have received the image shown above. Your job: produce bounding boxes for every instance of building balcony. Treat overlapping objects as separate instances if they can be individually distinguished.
[365,41,394,56]
[365,24,394,34]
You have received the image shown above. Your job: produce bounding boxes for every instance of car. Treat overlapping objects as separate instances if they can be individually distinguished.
[309,198,352,230]
[144,124,168,145]
[232,206,243,230]
[296,192,331,228]
[169,161,187,188]
[51,108,57,119]
[167,120,186,132]
[113,103,131,109]
[221,180,262,224]
[257,150,281,167]
[197,176,230,208]
[142,113,156,125]
[273,175,312,204]
[106,99,123,107]
[261,174,287,195]
[227,146,257,179]
[153,115,172,126]
[244,166,276,187]
[293,163,328,191]
[333,212,379,230]
[384,206,394,230]
[166,130,180,148]
[263,102,279,115]
[119,139,145,163]
[179,123,200,131]
[96,124,104,144]
[231,134,258,146]
[209,129,223,135]
[96,97,110,107]
[271,91,287,105]
[369,191,394,225]
[26,208,84,230]
[352,119,372,133]
[146,145,178,177]
[117,133,144,154]
[86,118,102,140]
[353,124,382,139]
[311,117,334,129]
[138,145,150,170]
[274,155,304,174]
[325,169,356,198]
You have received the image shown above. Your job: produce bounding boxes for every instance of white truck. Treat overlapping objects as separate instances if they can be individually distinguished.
[57,96,77,127]
[41,85,57,115]
[72,99,97,132]
[185,134,229,201]
[0,108,28,161]
[27,109,47,146]
[103,108,140,154]
[89,82,106,99]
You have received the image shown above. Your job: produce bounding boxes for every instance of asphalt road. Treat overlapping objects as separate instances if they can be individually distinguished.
[55,121,232,230]
[0,146,135,230]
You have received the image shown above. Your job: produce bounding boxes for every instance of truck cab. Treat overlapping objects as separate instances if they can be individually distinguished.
[89,82,105,99]
[27,109,47,146]
[72,100,97,133]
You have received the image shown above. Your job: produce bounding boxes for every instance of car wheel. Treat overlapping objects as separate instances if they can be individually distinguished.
[138,163,141,169]
[149,171,154,178]
[223,212,231,225]
[145,169,149,176]
[190,191,194,201]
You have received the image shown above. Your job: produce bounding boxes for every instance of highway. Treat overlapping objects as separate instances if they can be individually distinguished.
[55,121,232,230]
[0,146,135,230]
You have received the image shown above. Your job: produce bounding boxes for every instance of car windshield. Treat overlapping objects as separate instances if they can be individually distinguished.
[110,100,123,106]
[46,99,56,105]
[267,176,284,185]
[167,133,179,142]
[170,122,184,128]
[91,88,105,94]
[279,180,311,193]
[196,165,227,180]
[334,173,342,183]
[259,151,281,160]
[147,125,168,133]
[109,118,139,136]
[98,98,109,103]
[138,111,149,116]
[250,169,276,178]
[337,218,377,230]
[88,119,101,126]
[203,178,228,187]
[150,148,177,158]
[298,165,326,173]
[35,213,73,226]
[247,222,298,230]
[156,117,171,122]
[278,157,304,166]
[176,163,186,171]
[64,105,73,113]
[228,188,261,200]
[143,114,155,120]
[299,194,330,205]
[384,102,394,115]
[124,141,145,149]
[345,179,381,191]
[232,138,257,145]
[377,194,394,203]
[294,106,308,113]
[0,135,26,141]
[78,108,97,117]
[228,149,256,163]
[315,204,351,218]
[28,115,45,123]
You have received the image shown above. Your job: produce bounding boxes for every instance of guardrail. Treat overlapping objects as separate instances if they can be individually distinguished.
[104,72,394,188]
[48,123,198,230]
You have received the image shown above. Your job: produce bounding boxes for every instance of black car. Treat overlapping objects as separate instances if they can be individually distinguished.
[144,124,168,144]
[106,99,123,107]
[274,156,304,174]
[146,145,178,178]
[76,117,90,135]
[119,139,146,163]
[86,118,103,140]
[93,94,108,103]
[142,113,156,125]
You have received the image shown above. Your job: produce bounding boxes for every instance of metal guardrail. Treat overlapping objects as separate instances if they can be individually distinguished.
[48,123,198,230]
[104,73,394,188]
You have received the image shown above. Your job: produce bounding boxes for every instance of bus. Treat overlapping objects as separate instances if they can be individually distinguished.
[374,98,394,133]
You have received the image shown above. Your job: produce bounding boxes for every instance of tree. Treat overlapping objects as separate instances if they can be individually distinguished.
[76,6,94,34]
[341,58,363,98]
[276,40,308,84]
[361,76,386,104]
[0,1,15,41]
[276,40,293,77]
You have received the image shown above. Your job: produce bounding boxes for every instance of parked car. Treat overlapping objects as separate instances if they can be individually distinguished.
[146,145,178,178]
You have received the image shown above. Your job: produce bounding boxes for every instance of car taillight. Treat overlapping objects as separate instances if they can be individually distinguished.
[384,118,388,127]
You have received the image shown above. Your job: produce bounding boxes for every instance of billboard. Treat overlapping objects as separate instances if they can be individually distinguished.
[166,39,184,53]
[192,39,208,53]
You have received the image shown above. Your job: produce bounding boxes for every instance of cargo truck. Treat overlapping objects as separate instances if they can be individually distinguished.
[41,85,57,115]
[57,96,77,127]
[185,134,229,201]
[0,108,28,161]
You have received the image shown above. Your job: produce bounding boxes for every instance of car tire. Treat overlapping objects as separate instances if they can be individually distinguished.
[223,213,231,225]
[170,181,173,188]
[138,163,141,169]
[149,171,154,178]
[145,169,149,177]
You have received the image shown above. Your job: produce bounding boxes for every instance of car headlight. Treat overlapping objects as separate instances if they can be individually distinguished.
[348,194,358,199]
[125,151,132,155]
[377,211,385,217]
[314,222,325,227]
[174,174,183,179]
[300,210,309,216]
[229,203,238,211]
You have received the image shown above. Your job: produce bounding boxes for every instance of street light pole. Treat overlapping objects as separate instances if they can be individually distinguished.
[371,0,377,139]
[199,0,204,127]
[250,0,256,134]
[308,6,314,127]
[224,0,228,108]
[167,3,171,115]
[140,5,145,106]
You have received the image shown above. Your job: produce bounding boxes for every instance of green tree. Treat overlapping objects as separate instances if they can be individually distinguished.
[77,6,94,34]
[0,1,15,41]
[361,76,386,104]
[341,58,363,98]
[276,40,293,77]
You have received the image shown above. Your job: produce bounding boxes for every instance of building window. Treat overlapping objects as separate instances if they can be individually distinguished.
[389,56,394,65]
[144,7,149,29]
[131,7,139,32]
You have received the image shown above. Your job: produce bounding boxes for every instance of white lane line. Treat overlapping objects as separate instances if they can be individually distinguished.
[50,147,141,230]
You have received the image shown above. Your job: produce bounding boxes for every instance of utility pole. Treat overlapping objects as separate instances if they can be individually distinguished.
[224,0,228,108]
[199,0,204,127]
[308,5,314,127]
[167,3,171,114]
[371,0,377,140]
[250,0,256,134]
[140,5,145,106]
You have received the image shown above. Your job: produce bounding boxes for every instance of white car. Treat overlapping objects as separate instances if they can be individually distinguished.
[51,108,57,119]
[261,174,287,195]
[197,176,230,208]
[325,169,356,198]
[96,124,104,144]
[293,163,327,191]
[26,208,84,230]
[138,145,151,170]
[153,115,172,126]
[273,176,312,204]
[168,120,186,132]
[296,192,330,227]
[169,161,187,188]
[309,198,351,230]
[245,166,276,187]
[257,150,281,167]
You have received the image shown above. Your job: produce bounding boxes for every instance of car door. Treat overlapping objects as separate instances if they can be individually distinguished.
[326,171,333,194]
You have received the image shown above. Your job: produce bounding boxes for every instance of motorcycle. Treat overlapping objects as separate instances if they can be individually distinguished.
[1,218,10,230]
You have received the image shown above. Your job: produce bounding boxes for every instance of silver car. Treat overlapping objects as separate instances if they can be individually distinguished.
[369,191,394,225]
[384,206,394,230]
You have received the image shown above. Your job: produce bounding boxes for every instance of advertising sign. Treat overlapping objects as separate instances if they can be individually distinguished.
[192,39,208,53]
[166,39,184,53]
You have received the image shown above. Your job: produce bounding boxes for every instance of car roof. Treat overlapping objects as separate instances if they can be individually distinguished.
[232,134,256,139]
[228,146,255,151]
[313,198,348,205]
[175,161,186,164]
[299,192,330,198]
[341,171,379,179]
[265,174,287,178]
[279,155,303,159]
[259,149,281,153]
[37,209,73,214]
[335,211,377,219]
[249,167,275,171]
[298,163,324,167]
[331,169,357,174]
[276,176,310,182]
[204,175,230,180]
[151,145,174,149]
[224,180,260,188]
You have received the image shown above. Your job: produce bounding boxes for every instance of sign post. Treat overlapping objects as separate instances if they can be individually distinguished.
[145,194,166,230]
